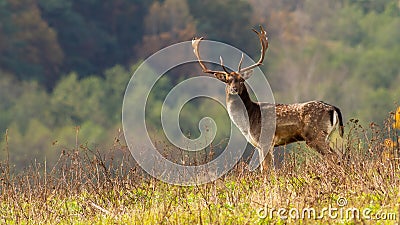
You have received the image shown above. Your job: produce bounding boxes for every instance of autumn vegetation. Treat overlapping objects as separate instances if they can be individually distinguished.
[0,0,400,224]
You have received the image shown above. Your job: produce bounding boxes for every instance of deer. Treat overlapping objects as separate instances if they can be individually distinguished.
[192,26,344,172]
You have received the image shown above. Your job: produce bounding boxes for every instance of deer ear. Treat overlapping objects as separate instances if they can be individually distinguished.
[214,73,228,82]
[241,70,253,80]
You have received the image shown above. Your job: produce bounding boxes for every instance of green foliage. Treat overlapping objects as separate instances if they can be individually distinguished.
[188,0,255,54]
[50,73,107,126]
[103,65,133,123]
[3,119,52,166]
[331,5,365,46]
[258,0,400,127]
[38,0,148,85]
[0,72,18,132]
[0,65,133,169]
[346,0,395,13]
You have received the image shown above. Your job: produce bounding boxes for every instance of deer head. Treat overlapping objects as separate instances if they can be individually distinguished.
[192,26,269,95]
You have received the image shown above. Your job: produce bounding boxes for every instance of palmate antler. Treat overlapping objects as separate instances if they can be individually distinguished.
[192,37,229,76]
[192,26,269,78]
[239,26,269,73]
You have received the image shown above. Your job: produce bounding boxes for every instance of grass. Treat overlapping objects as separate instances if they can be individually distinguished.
[0,119,399,224]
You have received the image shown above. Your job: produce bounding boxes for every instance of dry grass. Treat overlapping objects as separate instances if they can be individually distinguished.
[0,119,399,224]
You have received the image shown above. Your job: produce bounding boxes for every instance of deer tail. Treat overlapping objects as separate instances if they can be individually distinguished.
[332,106,344,137]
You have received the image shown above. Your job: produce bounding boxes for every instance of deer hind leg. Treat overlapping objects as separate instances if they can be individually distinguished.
[306,138,332,155]
[306,133,342,162]
[307,129,331,151]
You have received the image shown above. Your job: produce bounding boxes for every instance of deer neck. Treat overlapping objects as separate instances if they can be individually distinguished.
[226,84,256,112]
[226,84,260,147]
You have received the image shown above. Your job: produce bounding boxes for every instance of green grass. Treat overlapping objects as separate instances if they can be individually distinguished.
[0,120,399,224]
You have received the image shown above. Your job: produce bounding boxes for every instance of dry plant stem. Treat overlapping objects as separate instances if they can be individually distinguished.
[0,118,399,224]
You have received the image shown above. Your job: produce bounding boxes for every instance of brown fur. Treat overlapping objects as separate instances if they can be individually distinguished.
[227,77,344,171]
[192,26,344,171]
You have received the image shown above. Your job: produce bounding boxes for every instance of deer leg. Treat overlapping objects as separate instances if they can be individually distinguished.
[259,146,274,173]
[249,146,274,172]
[304,130,332,154]
[262,150,274,173]
[306,136,342,163]
[306,139,332,155]
[258,148,264,172]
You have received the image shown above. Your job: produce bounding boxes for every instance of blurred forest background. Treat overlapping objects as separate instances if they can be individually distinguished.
[0,0,399,171]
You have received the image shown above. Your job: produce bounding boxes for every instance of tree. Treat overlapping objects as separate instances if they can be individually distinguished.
[136,0,196,59]
[38,0,148,84]
[0,0,63,87]
[188,0,255,54]
[50,73,106,127]
[0,71,20,133]
[103,65,132,124]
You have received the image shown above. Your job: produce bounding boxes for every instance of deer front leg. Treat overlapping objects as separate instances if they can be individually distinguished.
[248,144,275,172]
[257,148,264,172]
[258,147,274,173]
[263,150,275,173]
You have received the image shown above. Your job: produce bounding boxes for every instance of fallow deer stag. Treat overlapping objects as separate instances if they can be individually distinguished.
[192,26,344,172]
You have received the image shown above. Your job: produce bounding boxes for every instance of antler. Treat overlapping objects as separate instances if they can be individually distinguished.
[238,26,269,73]
[192,37,229,76]
[192,25,269,78]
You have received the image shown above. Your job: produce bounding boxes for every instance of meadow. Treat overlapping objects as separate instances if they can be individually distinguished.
[1,1,399,224]
[1,118,399,224]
